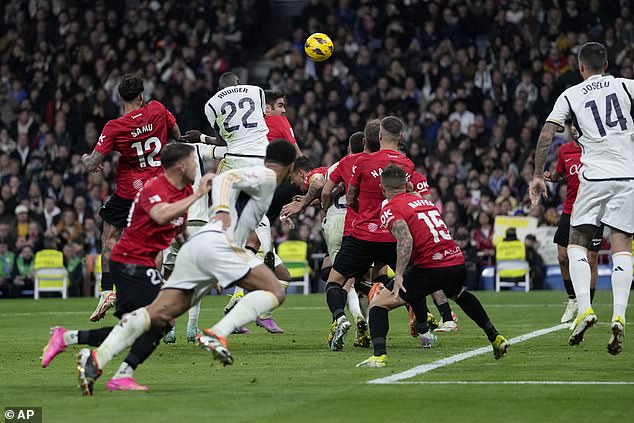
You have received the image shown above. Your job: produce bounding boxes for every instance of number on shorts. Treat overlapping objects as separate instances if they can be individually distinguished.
[131,137,162,168]
[418,209,451,243]
[146,268,163,285]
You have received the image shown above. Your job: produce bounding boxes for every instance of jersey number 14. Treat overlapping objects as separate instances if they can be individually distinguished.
[585,93,628,137]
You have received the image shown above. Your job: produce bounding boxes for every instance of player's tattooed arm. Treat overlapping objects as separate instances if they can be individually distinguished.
[533,122,560,179]
[347,183,359,212]
[81,150,106,173]
[530,122,559,206]
[282,176,325,218]
[390,219,412,295]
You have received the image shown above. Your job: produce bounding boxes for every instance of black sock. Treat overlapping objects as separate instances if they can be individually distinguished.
[590,288,596,304]
[454,291,499,342]
[434,300,453,323]
[326,282,347,320]
[124,326,170,370]
[78,327,114,346]
[563,279,575,299]
[369,307,389,356]
[101,272,114,291]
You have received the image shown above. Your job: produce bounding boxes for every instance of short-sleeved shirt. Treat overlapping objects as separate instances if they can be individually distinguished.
[95,100,176,200]
[349,149,414,242]
[328,153,363,234]
[304,166,327,191]
[204,84,269,156]
[111,174,193,267]
[411,171,431,197]
[265,115,297,144]
[546,74,634,180]
[555,141,582,215]
[381,192,464,268]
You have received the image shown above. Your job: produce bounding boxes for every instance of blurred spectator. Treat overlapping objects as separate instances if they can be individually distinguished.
[11,245,34,297]
[525,234,545,290]
[0,241,15,290]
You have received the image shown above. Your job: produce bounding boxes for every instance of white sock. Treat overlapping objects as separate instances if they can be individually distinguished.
[212,291,279,338]
[347,286,363,321]
[568,246,592,313]
[63,330,78,345]
[188,302,201,327]
[111,362,134,380]
[95,308,150,369]
[612,252,633,321]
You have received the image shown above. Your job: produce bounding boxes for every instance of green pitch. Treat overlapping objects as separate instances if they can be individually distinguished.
[1,291,633,422]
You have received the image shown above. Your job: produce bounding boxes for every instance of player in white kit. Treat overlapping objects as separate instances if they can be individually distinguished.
[75,140,297,388]
[161,143,216,343]
[530,42,634,354]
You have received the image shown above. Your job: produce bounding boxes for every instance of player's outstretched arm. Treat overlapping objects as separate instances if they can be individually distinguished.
[390,219,412,295]
[530,122,559,207]
[150,173,214,225]
[282,175,325,218]
[180,129,227,146]
[81,151,106,173]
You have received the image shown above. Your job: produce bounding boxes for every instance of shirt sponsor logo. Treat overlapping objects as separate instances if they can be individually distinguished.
[149,194,162,204]
[367,222,379,232]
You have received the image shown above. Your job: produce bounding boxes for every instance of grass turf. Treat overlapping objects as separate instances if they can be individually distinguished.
[1,291,633,422]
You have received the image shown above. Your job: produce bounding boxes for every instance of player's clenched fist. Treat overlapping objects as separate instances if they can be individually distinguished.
[197,173,215,197]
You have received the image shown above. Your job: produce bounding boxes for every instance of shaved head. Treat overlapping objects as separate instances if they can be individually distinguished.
[219,72,240,90]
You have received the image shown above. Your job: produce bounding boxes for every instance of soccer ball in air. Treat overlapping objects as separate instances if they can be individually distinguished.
[304,33,334,62]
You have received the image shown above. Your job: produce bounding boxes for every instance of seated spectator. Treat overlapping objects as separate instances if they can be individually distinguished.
[63,242,83,297]
[11,245,34,297]
[0,241,15,294]
[14,204,30,238]
[53,209,83,246]
[472,211,494,252]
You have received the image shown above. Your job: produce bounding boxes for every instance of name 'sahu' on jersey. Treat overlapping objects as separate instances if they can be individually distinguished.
[205,85,269,157]
[546,74,634,180]
[95,100,176,200]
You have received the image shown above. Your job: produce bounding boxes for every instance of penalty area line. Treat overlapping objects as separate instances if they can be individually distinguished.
[367,323,568,385]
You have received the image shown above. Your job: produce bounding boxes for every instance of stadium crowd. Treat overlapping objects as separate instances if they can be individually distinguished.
[0,0,632,296]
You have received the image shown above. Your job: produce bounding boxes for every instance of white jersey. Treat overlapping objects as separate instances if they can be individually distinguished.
[188,143,213,222]
[547,74,634,180]
[204,84,269,157]
[204,166,277,246]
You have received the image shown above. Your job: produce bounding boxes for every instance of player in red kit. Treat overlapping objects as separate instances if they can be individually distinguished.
[324,117,415,351]
[545,133,603,324]
[264,90,301,156]
[356,164,508,367]
[81,73,181,322]
[43,143,213,393]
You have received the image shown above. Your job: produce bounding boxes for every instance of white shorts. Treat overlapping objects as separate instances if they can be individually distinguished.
[217,155,264,174]
[571,178,634,235]
[323,209,346,261]
[162,223,206,270]
[163,230,262,307]
[254,215,283,267]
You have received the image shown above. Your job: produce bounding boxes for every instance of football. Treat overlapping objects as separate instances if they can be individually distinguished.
[304,33,334,62]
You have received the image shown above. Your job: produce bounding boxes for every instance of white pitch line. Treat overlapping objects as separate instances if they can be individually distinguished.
[367,323,569,385]
[390,381,634,385]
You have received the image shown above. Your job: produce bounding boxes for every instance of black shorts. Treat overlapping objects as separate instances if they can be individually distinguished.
[554,213,603,251]
[399,264,466,305]
[99,194,133,228]
[110,259,163,318]
[332,235,397,279]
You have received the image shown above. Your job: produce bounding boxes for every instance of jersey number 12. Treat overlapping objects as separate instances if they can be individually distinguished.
[131,137,162,168]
